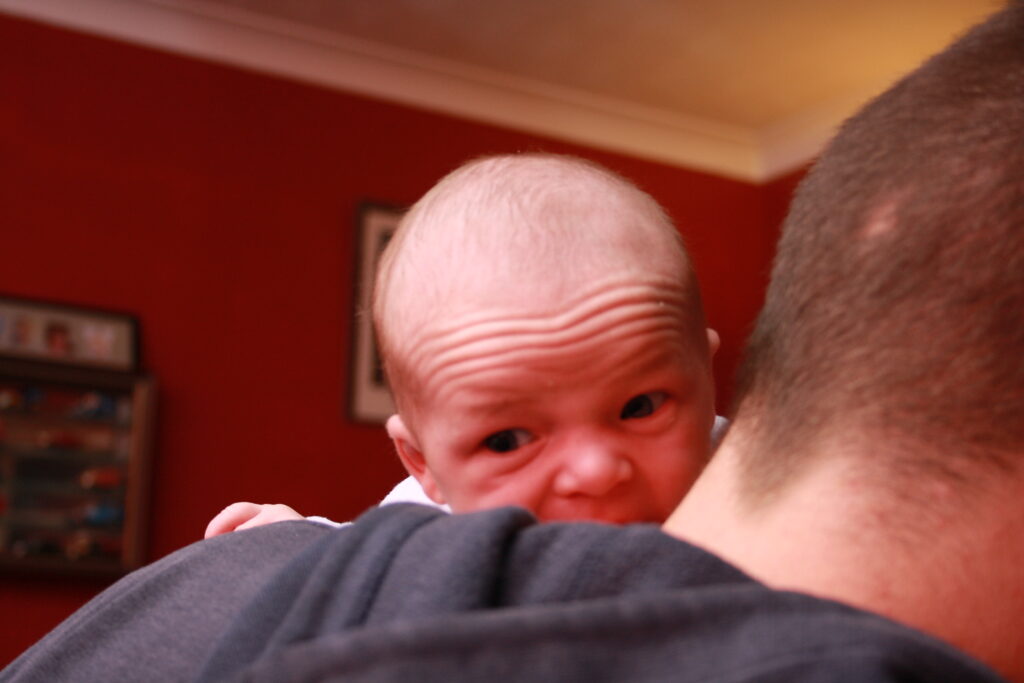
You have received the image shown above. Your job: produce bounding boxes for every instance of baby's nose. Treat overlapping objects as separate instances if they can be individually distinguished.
[552,439,633,498]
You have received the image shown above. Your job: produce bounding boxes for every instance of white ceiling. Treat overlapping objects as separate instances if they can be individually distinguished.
[0,0,1002,181]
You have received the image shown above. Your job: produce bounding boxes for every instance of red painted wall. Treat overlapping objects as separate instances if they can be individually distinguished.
[0,14,802,665]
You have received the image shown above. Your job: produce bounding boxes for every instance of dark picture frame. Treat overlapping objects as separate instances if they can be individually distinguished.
[348,202,403,424]
[0,295,139,373]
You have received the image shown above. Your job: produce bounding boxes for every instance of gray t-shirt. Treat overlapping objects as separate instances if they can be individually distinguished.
[1,503,1004,683]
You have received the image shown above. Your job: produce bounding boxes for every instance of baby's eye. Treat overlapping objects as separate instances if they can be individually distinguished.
[620,392,667,420]
[483,429,533,454]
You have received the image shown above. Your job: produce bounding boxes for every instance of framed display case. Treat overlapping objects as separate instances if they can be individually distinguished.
[0,297,153,577]
[0,295,138,373]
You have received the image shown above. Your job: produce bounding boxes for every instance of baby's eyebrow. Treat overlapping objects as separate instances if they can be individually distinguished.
[457,393,537,420]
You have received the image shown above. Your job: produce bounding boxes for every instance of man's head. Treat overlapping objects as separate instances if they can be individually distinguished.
[373,154,718,522]
[663,7,1024,679]
[732,3,1024,506]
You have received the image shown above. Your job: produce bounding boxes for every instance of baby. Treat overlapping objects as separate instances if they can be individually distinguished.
[207,153,723,535]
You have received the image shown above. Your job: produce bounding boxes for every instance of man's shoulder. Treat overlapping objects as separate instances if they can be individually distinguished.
[5,505,1001,683]
[240,506,1004,682]
[358,503,747,616]
[238,576,1005,682]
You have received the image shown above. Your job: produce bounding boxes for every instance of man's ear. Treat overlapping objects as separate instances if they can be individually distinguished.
[706,328,720,358]
[385,414,446,505]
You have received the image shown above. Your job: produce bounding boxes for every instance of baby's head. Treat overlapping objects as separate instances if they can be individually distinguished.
[373,154,718,523]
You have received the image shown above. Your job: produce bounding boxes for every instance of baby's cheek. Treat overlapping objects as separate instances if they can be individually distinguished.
[649,437,705,510]
[450,462,536,512]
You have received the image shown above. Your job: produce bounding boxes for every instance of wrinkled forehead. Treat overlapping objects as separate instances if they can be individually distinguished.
[387,251,696,371]
[394,273,709,416]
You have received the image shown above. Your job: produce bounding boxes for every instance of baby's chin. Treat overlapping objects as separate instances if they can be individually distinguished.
[534,503,666,525]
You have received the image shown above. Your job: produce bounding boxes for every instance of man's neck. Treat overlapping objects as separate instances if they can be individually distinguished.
[664,427,1024,682]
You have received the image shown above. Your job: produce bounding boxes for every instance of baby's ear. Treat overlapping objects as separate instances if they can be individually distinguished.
[706,328,720,358]
[385,414,446,505]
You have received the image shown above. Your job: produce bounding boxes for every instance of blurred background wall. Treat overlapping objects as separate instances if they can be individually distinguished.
[0,12,802,663]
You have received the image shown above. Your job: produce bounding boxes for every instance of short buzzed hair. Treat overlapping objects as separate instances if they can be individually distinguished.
[733,2,1024,502]
[372,153,706,414]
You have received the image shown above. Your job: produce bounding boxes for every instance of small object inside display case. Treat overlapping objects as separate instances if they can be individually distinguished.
[0,297,153,577]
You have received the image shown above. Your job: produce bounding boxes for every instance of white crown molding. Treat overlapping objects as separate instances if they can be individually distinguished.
[757,89,882,180]
[0,0,841,182]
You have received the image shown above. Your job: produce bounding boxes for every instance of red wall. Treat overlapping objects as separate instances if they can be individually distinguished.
[0,14,801,665]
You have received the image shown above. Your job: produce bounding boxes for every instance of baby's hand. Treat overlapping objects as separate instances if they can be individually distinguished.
[204,502,304,538]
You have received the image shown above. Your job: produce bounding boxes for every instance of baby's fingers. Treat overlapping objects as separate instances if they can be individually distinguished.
[204,502,263,539]
[235,504,303,531]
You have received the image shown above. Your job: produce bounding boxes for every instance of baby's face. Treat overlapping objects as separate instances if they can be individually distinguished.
[393,280,717,523]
